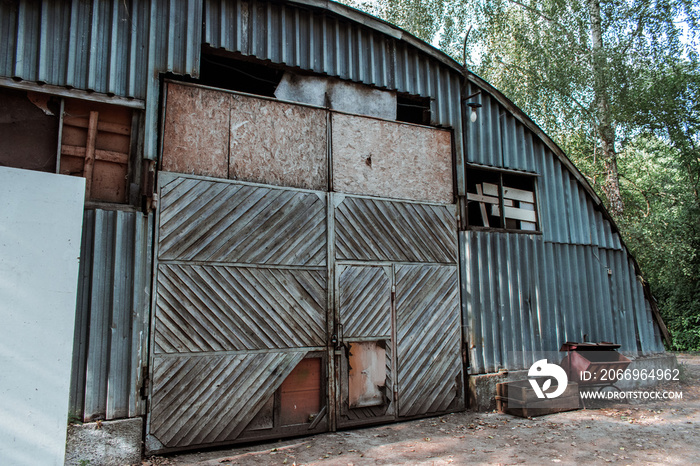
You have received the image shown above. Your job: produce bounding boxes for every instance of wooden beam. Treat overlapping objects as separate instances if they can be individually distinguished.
[83,111,99,199]
[62,116,131,136]
[475,184,490,227]
[466,192,499,205]
[503,186,534,203]
[61,145,129,165]
[491,205,537,222]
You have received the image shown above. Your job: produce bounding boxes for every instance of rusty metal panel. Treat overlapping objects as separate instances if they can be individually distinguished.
[149,351,305,449]
[338,266,391,339]
[154,264,326,353]
[396,264,462,417]
[335,196,457,263]
[229,93,328,191]
[280,358,323,426]
[332,113,453,203]
[158,175,326,265]
[348,342,386,409]
[161,83,230,178]
[339,342,394,425]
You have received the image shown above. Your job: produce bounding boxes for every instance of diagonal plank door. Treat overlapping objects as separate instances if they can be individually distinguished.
[395,264,463,417]
[333,195,464,423]
[148,174,329,453]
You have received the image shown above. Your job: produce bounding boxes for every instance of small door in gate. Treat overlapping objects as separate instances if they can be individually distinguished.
[336,265,396,427]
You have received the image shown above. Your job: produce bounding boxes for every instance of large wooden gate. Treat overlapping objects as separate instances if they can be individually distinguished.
[147,175,330,452]
[146,81,464,453]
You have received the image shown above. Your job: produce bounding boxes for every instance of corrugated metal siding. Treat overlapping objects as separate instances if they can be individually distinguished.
[69,209,153,421]
[0,0,198,98]
[461,231,663,374]
[0,0,202,160]
[203,0,464,194]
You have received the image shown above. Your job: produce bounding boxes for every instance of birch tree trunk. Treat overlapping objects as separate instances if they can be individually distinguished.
[589,0,624,215]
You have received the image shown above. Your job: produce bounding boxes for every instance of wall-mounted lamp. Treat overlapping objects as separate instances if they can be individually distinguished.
[464,90,482,123]
[468,102,482,122]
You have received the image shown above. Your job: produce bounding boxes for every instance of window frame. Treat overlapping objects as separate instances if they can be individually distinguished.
[465,164,542,234]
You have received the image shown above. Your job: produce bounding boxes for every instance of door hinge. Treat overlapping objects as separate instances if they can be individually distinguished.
[140,366,150,399]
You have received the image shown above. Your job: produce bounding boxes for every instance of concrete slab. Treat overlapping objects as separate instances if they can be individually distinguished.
[65,418,143,466]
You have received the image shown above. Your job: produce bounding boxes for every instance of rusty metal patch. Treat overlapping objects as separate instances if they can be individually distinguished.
[348,341,387,409]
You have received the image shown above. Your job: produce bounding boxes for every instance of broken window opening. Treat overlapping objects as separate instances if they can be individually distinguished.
[0,88,60,173]
[199,53,283,97]
[0,86,138,206]
[60,99,134,204]
[396,93,431,125]
[466,167,539,232]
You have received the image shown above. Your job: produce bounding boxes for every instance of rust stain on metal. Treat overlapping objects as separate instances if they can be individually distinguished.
[280,358,322,426]
[332,113,453,203]
[161,83,229,178]
[229,94,327,191]
[348,341,386,409]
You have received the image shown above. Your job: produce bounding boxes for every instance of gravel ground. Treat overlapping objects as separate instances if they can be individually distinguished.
[144,353,700,465]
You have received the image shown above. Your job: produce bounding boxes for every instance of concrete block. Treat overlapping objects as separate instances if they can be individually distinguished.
[615,353,678,390]
[65,418,143,466]
[468,369,528,412]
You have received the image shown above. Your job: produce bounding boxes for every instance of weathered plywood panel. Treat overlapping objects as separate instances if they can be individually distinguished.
[332,114,453,203]
[162,84,230,178]
[229,94,328,191]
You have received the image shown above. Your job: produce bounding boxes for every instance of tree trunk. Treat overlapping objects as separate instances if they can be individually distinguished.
[589,0,624,215]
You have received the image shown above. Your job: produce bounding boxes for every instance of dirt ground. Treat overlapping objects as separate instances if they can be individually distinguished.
[145,353,700,465]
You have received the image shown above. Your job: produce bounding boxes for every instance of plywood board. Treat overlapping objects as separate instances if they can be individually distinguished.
[229,94,328,191]
[0,166,85,465]
[162,83,230,178]
[332,113,453,203]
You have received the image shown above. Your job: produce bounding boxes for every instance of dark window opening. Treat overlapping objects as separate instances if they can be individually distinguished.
[467,167,539,232]
[200,53,284,97]
[0,86,138,205]
[397,93,431,125]
[0,88,60,173]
